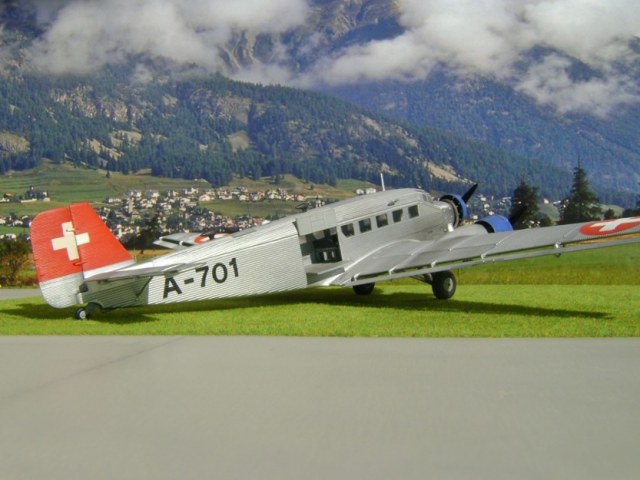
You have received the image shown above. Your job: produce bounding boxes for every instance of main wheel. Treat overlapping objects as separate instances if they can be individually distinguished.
[431,271,457,300]
[353,283,375,295]
[74,308,88,320]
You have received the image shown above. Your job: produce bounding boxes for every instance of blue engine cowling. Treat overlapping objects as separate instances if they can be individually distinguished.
[476,215,513,233]
[439,194,469,227]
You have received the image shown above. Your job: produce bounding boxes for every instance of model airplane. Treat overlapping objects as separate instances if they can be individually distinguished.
[30,185,640,319]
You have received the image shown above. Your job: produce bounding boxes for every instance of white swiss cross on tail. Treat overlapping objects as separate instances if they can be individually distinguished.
[31,203,133,289]
[51,222,90,261]
[580,217,640,236]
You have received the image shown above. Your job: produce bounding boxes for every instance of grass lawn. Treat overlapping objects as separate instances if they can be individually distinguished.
[1,242,638,337]
[0,284,638,336]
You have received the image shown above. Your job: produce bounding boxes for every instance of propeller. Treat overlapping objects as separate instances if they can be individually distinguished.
[462,183,478,203]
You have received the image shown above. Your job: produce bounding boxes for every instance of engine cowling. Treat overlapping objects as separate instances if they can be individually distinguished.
[439,194,469,228]
[475,215,513,233]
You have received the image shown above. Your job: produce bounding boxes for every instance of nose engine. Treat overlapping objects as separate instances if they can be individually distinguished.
[439,193,469,228]
[438,183,477,227]
[425,183,514,300]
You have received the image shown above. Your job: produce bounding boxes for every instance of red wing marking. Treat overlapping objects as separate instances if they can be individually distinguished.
[579,217,640,236]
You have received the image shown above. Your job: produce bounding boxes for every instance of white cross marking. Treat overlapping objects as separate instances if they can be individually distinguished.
[51,222,90,261]
[589,218,640,233]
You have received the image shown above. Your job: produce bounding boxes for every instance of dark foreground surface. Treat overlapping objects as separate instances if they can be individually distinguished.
[1,337,639,480]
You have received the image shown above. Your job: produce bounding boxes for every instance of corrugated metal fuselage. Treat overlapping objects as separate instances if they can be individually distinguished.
[79,189,455,309]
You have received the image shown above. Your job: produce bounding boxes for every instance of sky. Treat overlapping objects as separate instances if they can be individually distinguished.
[13,0,640,116]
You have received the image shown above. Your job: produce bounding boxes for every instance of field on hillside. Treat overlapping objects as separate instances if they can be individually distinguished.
[0,161,373,217]
[1,244,638,336]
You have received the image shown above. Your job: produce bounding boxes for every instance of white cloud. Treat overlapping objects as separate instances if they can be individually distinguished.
[299,33,436,86]
[522,0,640,66]
[20,0,640,115]
[26,0,310,75]
[308,0,640,114]
[516,54,639,117]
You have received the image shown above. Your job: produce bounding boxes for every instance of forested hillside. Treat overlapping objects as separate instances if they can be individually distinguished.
[0,63,572,198]
[331,67,640,204]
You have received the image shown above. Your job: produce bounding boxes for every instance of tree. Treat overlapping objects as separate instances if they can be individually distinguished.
[0,236,31,286]
[559,165,602,224]
[136,215,161,254]
[622,183,640,217]
[509,178,541,229]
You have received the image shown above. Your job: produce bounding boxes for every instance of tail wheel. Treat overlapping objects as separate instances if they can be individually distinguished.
[74,302,102,320]
[353,283,375,295]
[432,271,457,300]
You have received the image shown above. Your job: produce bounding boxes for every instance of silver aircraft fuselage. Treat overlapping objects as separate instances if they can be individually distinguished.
[80,189,455,309]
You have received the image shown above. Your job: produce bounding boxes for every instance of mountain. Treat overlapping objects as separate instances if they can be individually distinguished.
[1,1,638,205]
[329,67,640,205]
[210,0,640,205]
[2,63,572,197]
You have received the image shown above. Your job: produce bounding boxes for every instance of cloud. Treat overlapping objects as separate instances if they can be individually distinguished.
[515,54,640,117]
[522,0,640,66]
[306,0,640,115]
[26,0,310,75]
[18,0,640,115]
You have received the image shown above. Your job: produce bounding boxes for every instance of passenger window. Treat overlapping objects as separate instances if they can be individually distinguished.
[408,205,419,218]
[392,209,403,223]
[359,218,372,233]
[341,223,355,237]
[376,213,389,228]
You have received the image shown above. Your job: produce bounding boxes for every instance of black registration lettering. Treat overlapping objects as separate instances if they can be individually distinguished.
[212,263,228,283]
[229,257,239,277]
[164,258,240,298]
[195,266,209,287]
[163,277,183,299]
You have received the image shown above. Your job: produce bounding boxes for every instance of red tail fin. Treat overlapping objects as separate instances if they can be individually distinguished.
[31,203,133,307]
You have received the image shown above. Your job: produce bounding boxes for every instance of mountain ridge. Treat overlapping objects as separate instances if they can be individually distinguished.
[1,1,637,205]
[2,64,571,198]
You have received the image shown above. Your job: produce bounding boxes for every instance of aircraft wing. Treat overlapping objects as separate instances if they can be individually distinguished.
[335,217,640,286]
[153,232,212,250]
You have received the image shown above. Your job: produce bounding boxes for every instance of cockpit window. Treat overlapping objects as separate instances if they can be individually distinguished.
[408,205,419,218]
[392,209,403,223]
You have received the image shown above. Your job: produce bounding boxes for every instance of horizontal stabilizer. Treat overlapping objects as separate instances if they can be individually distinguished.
[85,261,204,282]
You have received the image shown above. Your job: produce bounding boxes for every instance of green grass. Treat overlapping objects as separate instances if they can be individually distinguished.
[0,162,210,216]
[1,244,638,336]
[458,242,640,285]
[1,284,638,336]
[0,225,29,236]
[200,199,301,219]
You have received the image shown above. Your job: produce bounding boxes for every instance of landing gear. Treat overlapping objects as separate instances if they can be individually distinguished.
[74,302,102,320]
[353,283,375,295]
[431,271,457,300]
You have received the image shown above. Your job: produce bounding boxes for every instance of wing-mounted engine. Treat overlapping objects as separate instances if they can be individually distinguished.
[475,215,513,233]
